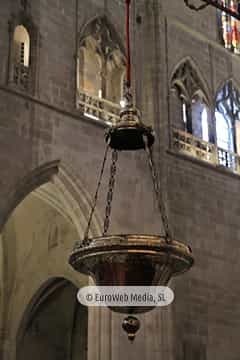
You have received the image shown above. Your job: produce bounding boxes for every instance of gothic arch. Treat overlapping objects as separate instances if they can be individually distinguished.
[8,10,37,40]
[16,277,81,345]
[7,9,39,92]
[170,57,210,105]
[1,161,102,360]
[1,161,59,230]
[214,79,240,155]
[77,15,126,103]
[78,15,125,55]
[214,79,240,122]
[1,161,102,237]
[15,277,88,360]
[215,77,240,103]
[169,58,212,140]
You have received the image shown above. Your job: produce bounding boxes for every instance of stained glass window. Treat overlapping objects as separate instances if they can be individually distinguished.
[219,0,240,54]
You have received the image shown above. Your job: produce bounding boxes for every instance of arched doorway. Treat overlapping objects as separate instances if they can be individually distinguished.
[0,164,100,360]
[16,278,88,360]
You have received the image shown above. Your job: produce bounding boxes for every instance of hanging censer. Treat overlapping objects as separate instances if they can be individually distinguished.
[69,0,194,342]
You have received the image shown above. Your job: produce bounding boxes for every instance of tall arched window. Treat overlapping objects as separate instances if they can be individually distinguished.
[78,17,125,105]
[215,81,240,167]
[191,96,210,142]
[218,1,240,54]
[215,111,234,151]
[79,38,102,98]
[215,81,240,150]
[201,107,209,142]
[8,12,39,94]
[171,60,211,142]
[13,25,30,67]
[12,24,31,90]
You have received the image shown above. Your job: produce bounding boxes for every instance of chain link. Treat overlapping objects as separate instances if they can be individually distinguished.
[82,144,109,246]
[103,149,118,235]
[144,141,172,243]
[81,136,171,244]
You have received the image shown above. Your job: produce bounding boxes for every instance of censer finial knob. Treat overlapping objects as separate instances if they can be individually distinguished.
[122,316,141,342]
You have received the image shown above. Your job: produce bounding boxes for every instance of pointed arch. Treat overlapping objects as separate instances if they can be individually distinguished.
[1,161,102,238]
[78,15,125,55]
[1,161,103,360]
[77,15,126,104]
[170,58,211,141]
[215,78,240,113]
[16,277,80,346]
[1,161,59,230]
[170,57,210,105]
[15,277,88,360]
[8,11,39,93]
[13,25,30,67]
[16,277,72,345]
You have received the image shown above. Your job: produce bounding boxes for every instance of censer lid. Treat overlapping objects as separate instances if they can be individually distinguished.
[105,105,155,151]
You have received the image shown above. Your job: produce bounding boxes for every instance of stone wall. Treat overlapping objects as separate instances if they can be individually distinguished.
[0,0,240,359]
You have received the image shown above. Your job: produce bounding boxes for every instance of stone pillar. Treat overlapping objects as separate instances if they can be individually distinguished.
[88,305,175,360]
[88,307,112,360]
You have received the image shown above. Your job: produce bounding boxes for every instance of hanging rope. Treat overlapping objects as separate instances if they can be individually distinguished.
[125,0,131,89]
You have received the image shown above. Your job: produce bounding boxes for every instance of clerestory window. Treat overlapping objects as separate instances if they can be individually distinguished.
[13,25,30,67]
[218,0,240,54]
[77,17,126,123]
[12,25,30,90]
[8,11,39,94]
[215,81,240,167]
[171,60,211,142]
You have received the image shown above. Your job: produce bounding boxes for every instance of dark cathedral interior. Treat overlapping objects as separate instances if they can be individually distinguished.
[0,0,240,359]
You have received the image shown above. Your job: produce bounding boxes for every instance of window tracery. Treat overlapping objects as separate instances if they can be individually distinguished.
[172,77,240,173]
[78,17,125,104]
[171,60,210,142]
[215,81,240,167]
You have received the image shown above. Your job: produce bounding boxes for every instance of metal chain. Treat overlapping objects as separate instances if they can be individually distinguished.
[103,149,118,235]
[82,144,110,246]
[144,141,172,243]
